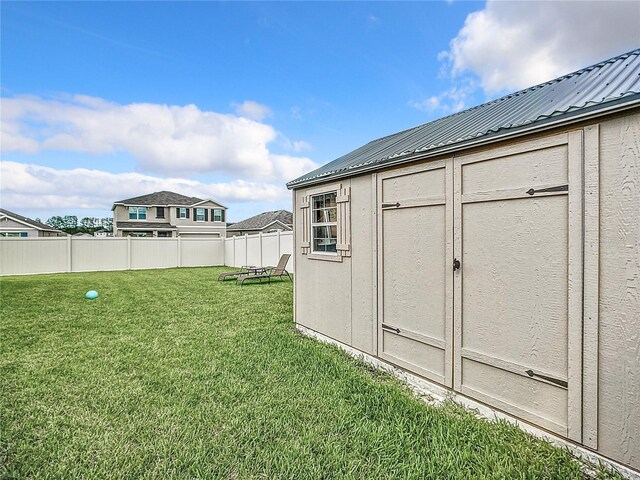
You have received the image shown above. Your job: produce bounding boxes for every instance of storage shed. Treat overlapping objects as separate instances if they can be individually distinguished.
[287,49,640,474]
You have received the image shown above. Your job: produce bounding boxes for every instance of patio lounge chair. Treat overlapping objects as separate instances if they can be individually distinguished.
[236,254,292,285]
[218,265,255,281]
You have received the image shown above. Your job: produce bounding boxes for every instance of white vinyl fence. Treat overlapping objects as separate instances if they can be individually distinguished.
[0,231,293,276]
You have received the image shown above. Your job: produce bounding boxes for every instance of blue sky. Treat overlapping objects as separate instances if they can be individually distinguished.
[1,1,638,222]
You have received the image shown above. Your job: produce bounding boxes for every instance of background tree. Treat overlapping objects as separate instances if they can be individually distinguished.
[79,217,96,232]
[101,218,113,232]
[46,216,65,230]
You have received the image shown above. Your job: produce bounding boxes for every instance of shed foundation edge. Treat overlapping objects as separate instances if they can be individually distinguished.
[296,323,640,480]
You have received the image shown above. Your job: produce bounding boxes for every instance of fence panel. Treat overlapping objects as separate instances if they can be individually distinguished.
[246,235,262,267]
[222,231,293,270]
[181,238,225,267]
[261,234,280,267]
[130,238,179,270]
[72,238,128,272]
[0,231,293,275]
[0,237,68,275]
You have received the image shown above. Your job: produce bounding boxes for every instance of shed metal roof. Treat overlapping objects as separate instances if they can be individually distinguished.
[288,48,640,189]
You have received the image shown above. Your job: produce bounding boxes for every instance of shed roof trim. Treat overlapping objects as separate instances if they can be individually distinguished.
[288,48,640,188]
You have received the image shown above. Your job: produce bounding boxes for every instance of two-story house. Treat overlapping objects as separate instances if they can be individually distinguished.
[112,191,227,238]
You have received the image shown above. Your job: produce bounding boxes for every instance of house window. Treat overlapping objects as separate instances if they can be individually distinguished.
[196,208,205,221]
[157,231,171,237]
[311,192,337,253]
[129,206,147,220]
[179,208,187,219]
[157,207,165,219]
[213,208,224,222]
[0,232,27,237]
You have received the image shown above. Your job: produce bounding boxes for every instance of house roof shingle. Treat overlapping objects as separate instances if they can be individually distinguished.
[288,48,640,188]
[0,208,64,232]
[113,191,204,207]
[227,210,293,232]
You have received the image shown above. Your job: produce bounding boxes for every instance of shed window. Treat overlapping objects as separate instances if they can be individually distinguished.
[311,192,337,253]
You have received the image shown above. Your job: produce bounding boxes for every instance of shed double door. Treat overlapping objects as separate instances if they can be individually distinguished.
[378,132,584,441]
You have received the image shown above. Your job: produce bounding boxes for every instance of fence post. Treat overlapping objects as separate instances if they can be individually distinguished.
[177,236,182,268]
[233,235,236,267]
[245,234,248,266]
[277,230,281,258]
[127,236,132,270]
[67,235,72,272]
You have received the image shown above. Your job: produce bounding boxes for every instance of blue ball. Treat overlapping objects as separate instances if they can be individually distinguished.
[85,290,99,299]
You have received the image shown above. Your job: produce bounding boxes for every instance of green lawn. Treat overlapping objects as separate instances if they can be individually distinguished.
[0,267,616,479]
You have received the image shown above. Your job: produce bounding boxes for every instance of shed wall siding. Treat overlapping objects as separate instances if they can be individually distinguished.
[597,112,640,469]
[293,109,640,472]
[349,175,376,354]
[295,183,352,345]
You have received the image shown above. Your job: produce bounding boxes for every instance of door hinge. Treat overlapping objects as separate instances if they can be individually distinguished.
[525,369,568,388]
[526,185,568,196]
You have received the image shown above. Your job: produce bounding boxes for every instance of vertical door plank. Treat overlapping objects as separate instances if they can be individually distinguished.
[453,155,463,391]
[583,124,600,449]
[445,157,454,387]
[567,129,584,442]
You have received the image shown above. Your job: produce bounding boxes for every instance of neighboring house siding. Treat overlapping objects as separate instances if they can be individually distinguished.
[0,215,65,237]
[0,218,37,236]
[292,109,640,472]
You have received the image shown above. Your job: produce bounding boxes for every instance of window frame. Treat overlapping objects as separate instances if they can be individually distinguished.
[128,206,147,220]
[195,208,206,222]
[179,208,187,219]
[0,232,27,237]
[310,191,338,255]
[213,208,223,222]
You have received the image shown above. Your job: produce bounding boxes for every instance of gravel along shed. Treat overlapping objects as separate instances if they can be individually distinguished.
[287,49,640,475]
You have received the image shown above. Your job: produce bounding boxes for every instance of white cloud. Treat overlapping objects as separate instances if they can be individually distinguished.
[409,80,476,114]
[1,94,317,181]
[367,14,380,25]
[441,0,640,94]
[231,100,273,121]
[278,134,312,153]
[290,106,302,120]
[0,161,289,211]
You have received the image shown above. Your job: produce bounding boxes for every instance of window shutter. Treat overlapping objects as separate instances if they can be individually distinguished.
[176,207,180,217]
[221,209,226,222]
[186,208,190,219]
[204,209,208,221]
[336,186,351,257]
[300,195,310,255]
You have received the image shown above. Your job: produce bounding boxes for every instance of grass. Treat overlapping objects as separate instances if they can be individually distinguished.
[0,267,619,479]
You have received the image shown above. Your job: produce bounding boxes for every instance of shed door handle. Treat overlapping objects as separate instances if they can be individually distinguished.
[382,202,400,208]
[453,258,461,271]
